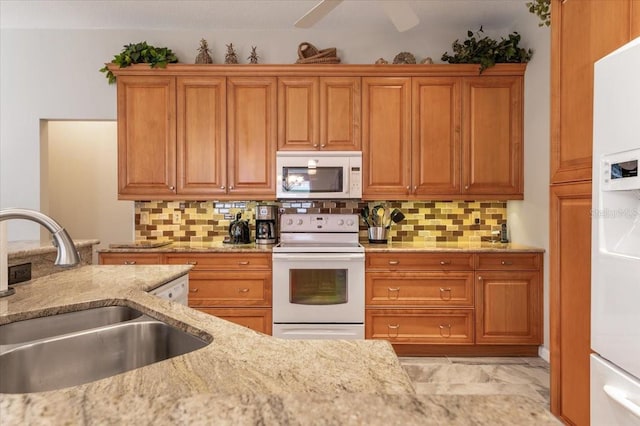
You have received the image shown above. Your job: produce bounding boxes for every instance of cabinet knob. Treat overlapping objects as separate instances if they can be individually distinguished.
[169,186,175,191]
[413,186,417,191]
[464,185,469,190]
[313,144,318,148]
[124,260,136,265]
[320,144,326,148]
[440,260,451,265]
[478,276,483,281]
[220,186,226,190]
[387,287,400,300]
[229,185,234,190]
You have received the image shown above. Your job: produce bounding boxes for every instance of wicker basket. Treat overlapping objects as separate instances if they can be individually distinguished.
[296,42,341,64]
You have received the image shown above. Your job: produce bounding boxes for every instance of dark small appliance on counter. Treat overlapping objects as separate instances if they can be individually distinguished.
[225,212,251,244]
[255,204,278,245]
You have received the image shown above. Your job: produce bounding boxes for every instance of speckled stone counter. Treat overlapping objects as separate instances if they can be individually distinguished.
[362,241,544,253]
[99,241,273,254]
[0,265,428,425]
[7,239,99,279]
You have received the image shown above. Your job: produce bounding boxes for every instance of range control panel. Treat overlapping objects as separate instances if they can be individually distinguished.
[280,214,359,233]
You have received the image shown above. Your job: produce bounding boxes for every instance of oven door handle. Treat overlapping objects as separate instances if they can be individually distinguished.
[273,253,364,261]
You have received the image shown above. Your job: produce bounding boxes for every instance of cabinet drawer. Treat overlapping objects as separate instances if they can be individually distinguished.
[99,253,163,265]
[165,253,271,270]
[366,272,473,307]
[194,307,272,335]
[365,309,473,344]
[366,253,474,271]
[188,272,272,307]
[475,253,541,270]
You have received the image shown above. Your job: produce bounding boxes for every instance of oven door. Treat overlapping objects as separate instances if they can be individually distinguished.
[272,253,364,324]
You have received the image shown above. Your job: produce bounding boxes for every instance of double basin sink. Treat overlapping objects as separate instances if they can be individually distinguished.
[0,306,210,394]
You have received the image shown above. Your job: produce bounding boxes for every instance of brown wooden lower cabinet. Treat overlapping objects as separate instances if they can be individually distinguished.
[365,251,542,356]
[99,251,273,335]
[194,307,272,335]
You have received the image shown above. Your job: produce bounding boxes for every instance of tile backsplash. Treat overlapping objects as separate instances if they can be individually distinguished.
[135,200,507,243]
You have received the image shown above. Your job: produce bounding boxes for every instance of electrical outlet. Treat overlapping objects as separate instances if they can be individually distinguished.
[140,212,149,225]
[8,263,31,285]
[472,211,481,224]
[172,211,181,224]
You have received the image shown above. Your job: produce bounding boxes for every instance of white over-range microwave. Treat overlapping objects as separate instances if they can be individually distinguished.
[276,151,362,199]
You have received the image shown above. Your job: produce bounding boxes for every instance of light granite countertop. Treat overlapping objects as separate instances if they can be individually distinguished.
[0,265,429,425]
[98,240,544,254]
[7,239,100,259]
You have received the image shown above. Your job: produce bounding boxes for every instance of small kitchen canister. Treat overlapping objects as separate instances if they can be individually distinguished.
[368,226,387,243]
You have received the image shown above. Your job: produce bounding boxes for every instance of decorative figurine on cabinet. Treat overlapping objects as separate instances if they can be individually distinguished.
[195,38,213,64]
[225,43,239,64]
[248,46,259,64]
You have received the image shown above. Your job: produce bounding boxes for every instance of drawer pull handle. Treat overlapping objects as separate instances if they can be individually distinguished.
[439,287,452,300]
[440,260,451,265]
[501,260,513,266]
[238,288,250,293]
[387,287,400,300]
[186,261,198,265]
[238,261,250,265]
[124,261,136,265]
[190,288,199,293]
[387,324,400,338]
[388,260,399,265]
[439,324,452,338]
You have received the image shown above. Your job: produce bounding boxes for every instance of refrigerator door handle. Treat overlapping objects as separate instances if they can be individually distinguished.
[603,384,640,419]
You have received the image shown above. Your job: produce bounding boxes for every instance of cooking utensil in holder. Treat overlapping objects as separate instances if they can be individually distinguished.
[368,226,387,243]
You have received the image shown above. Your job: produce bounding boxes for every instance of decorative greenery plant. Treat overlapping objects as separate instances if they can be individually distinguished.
[100,41,178,84]
[526,0,551,27]
[441,27,534,73]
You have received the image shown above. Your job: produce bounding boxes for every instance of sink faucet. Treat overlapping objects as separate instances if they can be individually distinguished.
[0,208,80,297]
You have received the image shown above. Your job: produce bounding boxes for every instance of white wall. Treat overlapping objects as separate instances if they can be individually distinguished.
[42,121,133,263]
[0,18,550,352]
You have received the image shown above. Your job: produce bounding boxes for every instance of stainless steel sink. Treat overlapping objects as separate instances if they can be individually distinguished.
[0,306,143,345]
[0,309,209,394]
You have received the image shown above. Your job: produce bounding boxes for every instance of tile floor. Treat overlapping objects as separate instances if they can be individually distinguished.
[399,356,562,425]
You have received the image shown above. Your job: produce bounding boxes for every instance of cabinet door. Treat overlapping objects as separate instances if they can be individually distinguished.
[277,77,319,150]
[551,0,631,183]
[320,77,361,150]
[227,77,277,198]
[177,77,227,196]
[462,76,523,198]
[117,76,176,199]
[549,181,592,426]
[362,77,411,199]
[475,271,541,345]
[633,0,640,38]
[411,77,461,196]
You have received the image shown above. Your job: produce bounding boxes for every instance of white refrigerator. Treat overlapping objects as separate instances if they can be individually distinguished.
[591,36,640,425]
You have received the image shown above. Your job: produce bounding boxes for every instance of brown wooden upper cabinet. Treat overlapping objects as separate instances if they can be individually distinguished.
[462,76,523,197]
[277,77,361,151]
[226,77,277,198]
[362,71,524,200]
[117,76,177,198]
[116,75,277,200]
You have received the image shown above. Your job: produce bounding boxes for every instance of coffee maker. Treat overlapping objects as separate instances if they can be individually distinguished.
[255,204,278,245]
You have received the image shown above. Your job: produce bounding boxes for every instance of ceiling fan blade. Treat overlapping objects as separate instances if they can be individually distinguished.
[295,0,344,28]
[381,1,419,32]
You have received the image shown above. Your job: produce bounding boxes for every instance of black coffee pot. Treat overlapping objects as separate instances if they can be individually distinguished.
[227,212,251,244]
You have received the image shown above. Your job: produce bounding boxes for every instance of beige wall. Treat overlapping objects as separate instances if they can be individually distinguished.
[41,121,133,263]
